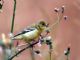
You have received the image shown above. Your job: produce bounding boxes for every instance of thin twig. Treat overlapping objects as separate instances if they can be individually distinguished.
[46,11,64,31]
[11,0,16,33]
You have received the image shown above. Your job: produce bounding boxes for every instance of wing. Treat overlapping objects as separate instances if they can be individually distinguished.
[14,28,36,37]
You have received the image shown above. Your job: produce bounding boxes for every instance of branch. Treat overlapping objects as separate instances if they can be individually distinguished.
[8,41,39,60]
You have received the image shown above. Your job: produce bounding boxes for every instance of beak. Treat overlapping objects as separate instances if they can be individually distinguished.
[46,23,49,27]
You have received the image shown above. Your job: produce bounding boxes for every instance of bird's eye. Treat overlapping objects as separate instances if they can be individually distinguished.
[41,23,45,26]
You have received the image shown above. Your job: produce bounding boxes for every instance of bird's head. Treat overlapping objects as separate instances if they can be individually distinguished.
[37,21,48,31]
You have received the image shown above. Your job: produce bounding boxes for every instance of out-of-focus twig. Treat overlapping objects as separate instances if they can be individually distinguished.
[2,0,17,60]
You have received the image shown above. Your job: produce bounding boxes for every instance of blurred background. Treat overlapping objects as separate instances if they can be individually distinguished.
[0,0,80,60]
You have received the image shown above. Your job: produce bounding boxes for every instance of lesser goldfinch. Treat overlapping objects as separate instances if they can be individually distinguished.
[11,21,48,43]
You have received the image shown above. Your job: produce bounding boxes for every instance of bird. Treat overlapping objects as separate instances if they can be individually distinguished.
[11,21,48,43]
